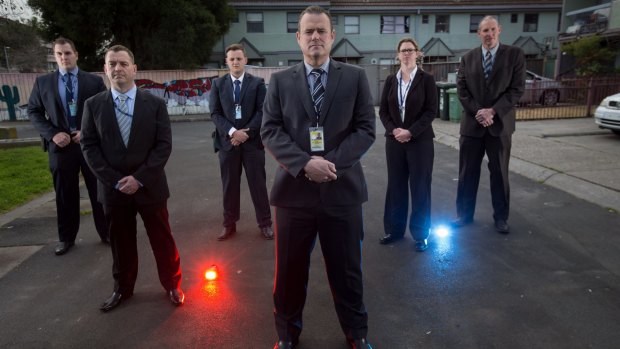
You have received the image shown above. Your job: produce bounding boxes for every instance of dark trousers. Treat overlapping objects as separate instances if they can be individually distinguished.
[218,145,271,228]
[104,201,182,295]
[273,205,368,342]
[383,137,434,241]
[456,132,512,222]
[49,143,108,243]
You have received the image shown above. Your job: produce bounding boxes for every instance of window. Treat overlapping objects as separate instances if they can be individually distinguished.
[379,58,396,65]
[332,15,338,26]
[511,14,518,23]
[435,15,450,33]
[422,15,429,24]
[247,12,263,33]
[232,12,239,23]
[381,16,410,34]
[524,13,538,32]
[469,14,485,33]
[287,12,297,33]
[345,16,359,34]
[288,60,302,66]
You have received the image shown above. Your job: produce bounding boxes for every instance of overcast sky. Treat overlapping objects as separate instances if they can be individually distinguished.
[1,0,37,23]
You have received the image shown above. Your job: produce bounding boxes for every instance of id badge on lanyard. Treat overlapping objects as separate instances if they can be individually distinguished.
[309,127,324,152]
[235,104,242,119]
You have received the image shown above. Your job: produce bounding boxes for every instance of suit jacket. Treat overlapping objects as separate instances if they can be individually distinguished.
[261,60,376,208]
[210,72,266,151]
[81,89,172,206]
[379,69,437,140]
[457,44,525,137]
[28,69,106,153]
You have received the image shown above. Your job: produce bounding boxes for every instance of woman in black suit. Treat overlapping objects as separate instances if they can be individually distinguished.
[378,38,438,251]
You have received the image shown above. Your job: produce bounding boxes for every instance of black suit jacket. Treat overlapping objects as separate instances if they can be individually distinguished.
[28,69,106,153]
[457,44,525,137]
[210,73,266,151]
[261,60,376,208]
[379,69,437,140]
[81,89,172,206]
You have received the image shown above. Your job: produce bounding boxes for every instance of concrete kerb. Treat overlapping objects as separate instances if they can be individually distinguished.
[432,128,620,213]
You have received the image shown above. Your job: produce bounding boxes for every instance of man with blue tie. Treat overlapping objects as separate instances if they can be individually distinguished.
[210,43,273,241]
[28,37,109,255]
[81,45,184,312]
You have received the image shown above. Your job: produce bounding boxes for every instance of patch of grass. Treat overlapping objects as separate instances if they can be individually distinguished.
[0,146,52,214]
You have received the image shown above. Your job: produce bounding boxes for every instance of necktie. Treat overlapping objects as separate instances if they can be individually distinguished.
[484,51,493,80]
[65,73,76,130]
[310,68,325,116]
[116,95,131,146]
[234,80,241,104]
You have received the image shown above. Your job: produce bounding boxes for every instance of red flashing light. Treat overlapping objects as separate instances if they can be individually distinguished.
[205,265,218,281]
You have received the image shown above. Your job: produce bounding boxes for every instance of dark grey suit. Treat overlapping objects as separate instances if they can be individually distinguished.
[262,60,375,342]
[210,73,271,229]
[456,44,525,222]
[81,89,181,295]
[28,69,108,243]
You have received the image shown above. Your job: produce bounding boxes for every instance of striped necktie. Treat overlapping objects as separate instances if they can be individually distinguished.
[65,72,76,130]
[484,51,493,80]
[310,68,325,116]
[116,94,131,146]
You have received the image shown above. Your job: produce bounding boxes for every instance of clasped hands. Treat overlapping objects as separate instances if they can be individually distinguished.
[475,108,495,128]
[52,131,80,148]
[230,128,250,146]
[118,175,140,195]
[393,128,412,143]
[304,156,337,183]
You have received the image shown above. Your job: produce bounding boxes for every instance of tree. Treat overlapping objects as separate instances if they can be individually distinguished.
[562,36,616,77]
[28,0,235,70]
[0,17,47,72]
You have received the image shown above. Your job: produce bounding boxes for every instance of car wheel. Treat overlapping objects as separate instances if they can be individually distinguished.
[541,90,559,106]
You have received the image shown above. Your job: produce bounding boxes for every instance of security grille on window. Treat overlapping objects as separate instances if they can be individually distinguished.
[345,16,360,34]
[469,14,485,33]
[287,12,297,33]
[435,15,450,33]
[524,13,538,32]
[247,12,264,33]
[381,16,410,34]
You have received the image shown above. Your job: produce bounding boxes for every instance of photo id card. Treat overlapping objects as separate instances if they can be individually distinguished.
[69,101,77,117]
[235,104,242,119]
[309,127,324,152]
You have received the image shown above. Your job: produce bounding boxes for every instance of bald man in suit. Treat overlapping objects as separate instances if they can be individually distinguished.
[452,16,525,234]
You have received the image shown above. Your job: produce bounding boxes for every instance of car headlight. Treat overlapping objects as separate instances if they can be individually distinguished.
[600,98,609,107]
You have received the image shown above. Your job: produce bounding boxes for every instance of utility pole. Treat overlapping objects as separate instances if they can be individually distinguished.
[3,46,9,71]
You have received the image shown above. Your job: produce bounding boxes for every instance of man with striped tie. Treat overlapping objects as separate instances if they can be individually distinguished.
[262,6,375,349]
[452,16,526,234]
[81,45,184,312]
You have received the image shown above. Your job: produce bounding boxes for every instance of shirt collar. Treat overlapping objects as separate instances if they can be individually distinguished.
[111,85,137,101]
[230,72,245,84]
[304,58,330,77]
[482,43,500,58]
[396,66,418,82]
[59,66,79,77]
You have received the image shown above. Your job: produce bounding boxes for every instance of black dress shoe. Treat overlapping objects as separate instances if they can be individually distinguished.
[348,338,373,349]
[169,288,185,306]
[379,234,403,245]
[450,217,473,228]
[415,239,428,252]
[495,220,510,234]
[261,226,274,240]
[54,241,74,255]
[100,292,131,312]
[273,340,297,349]
[217,226,236,241]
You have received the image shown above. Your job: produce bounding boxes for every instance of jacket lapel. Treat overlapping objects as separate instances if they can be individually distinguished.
[239,73,251,103]
[318,60,342,125]
[221,75,236,122]
[486,44,505,83]
[292,63,316,124]
[103,91,125,149]
[52,70,69,129]
[127,89,144,149]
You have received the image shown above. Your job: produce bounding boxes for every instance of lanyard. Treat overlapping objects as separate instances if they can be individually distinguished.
[398,76,412,111]
[62,74,75,103]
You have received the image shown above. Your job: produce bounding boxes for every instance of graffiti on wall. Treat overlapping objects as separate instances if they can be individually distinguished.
[0,85,21,121]
[135,76,218,109]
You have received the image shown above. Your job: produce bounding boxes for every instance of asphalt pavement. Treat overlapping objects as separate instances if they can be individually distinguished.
[1,116,619,349]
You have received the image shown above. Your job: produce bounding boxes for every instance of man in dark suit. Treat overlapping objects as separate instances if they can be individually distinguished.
[210,43,273,241]
[453,16,525,234]
[28,37,109,255]
[81,45,184,312]
[262,6,375,349]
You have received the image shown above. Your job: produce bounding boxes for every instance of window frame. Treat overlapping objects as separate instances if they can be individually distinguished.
[344,15,360,34]
[435,14,450,33]
[523,13,539,32]
[381,15,410,34]
[246,12,264,33]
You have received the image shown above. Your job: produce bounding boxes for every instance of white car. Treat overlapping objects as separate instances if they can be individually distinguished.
[595,93,620,136]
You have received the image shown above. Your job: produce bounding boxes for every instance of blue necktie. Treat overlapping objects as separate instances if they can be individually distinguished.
[310,69,325,116]
[234,80,241,104]
[484,51,493,80]
[65,73,76,130]
[116,95,131,146]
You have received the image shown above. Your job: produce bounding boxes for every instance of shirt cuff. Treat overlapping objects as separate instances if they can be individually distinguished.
[228,127,237,137]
